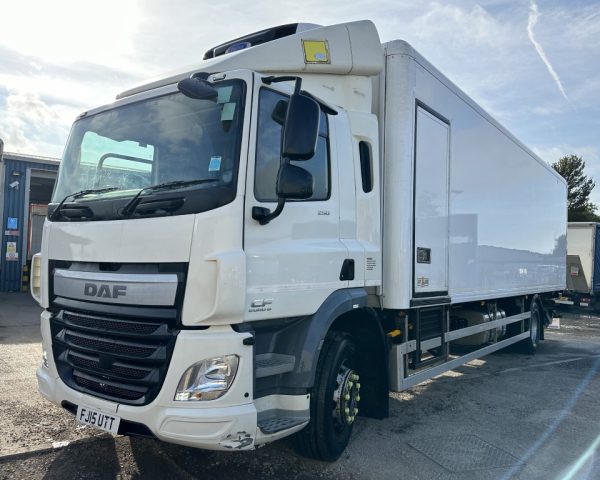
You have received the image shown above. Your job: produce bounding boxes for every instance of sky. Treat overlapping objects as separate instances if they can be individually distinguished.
[1,0,599,201]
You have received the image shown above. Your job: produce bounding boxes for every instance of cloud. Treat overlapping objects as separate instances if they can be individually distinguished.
[0,0,146,73]
[0,0,598,180]
[0,41,143,155]
[527,0,569,101]
[531,105,563,116]
[0,90,72,157]
[6,91,59,127]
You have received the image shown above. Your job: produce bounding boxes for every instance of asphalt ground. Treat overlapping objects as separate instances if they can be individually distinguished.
[1,294,599,479]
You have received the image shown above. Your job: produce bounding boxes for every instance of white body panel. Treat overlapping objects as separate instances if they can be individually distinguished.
[44,203,248,326]
[566,222,597,293]
[380,42,567,308]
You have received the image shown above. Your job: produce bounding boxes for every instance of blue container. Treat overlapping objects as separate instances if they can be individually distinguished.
[0,154,59,292]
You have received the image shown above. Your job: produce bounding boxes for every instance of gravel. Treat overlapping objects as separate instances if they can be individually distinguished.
[1,295,599,479]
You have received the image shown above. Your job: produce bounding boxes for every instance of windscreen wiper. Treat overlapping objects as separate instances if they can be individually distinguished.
[50,187,120,221]
[120,179,218,217]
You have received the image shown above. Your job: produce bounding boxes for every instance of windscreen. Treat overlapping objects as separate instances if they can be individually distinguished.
[52,80,245,207]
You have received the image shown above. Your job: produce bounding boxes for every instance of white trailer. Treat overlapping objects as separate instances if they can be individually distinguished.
[554,222,600,307]
[32,20,566,461]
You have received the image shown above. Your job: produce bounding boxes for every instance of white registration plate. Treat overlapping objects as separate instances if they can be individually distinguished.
[76,405,121,435]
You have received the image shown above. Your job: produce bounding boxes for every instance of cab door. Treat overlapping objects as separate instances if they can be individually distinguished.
[243,78,349,321]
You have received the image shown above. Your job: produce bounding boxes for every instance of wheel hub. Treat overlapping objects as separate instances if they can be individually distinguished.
[333,367,360,427]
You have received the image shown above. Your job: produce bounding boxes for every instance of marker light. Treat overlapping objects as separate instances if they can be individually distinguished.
[30,253,42,303]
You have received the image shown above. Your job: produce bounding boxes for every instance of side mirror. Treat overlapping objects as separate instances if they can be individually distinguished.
[282,93,320,160]
[276,164,314,200]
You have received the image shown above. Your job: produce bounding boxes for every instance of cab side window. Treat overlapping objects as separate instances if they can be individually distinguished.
[255,88,330,202]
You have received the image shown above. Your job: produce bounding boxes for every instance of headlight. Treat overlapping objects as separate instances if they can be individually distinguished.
[175,355,239,401]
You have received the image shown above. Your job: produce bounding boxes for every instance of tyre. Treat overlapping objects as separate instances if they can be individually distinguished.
[295,331,360,461]
[517,301,541,354]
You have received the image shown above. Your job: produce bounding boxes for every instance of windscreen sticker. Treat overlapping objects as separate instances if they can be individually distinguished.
[221,102,236,121]
[209,156,222,172]
[217,86,233,104]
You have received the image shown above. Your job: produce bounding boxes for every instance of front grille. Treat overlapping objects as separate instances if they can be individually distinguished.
[63,312,162,335]
[74,374,147,400]
[68,352,152,380]
[64,332,159,357]
[51,309,178,405]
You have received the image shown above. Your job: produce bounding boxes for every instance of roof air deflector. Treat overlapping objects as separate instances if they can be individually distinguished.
[204,23,321,60]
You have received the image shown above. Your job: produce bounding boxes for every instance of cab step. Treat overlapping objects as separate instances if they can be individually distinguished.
[257,411,309,434]
[255,353,295,378]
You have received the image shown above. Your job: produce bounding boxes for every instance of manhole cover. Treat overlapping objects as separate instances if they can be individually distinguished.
[408,434,521,472]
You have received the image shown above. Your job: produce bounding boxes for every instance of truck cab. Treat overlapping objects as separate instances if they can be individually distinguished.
[33,21,386,459]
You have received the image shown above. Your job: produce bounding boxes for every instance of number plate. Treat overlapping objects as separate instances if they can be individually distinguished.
[76,405,120,435]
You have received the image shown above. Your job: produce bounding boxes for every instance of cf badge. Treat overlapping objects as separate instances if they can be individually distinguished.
[249,299,273,313]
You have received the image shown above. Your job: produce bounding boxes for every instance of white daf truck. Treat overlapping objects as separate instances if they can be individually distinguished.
[32,21,567,460]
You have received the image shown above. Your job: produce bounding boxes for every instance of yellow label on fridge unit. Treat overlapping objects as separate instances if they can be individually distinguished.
[303,40,330,64]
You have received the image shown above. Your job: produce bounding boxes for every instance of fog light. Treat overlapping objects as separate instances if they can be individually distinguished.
[42,350,49,368]
[175,355,239,401]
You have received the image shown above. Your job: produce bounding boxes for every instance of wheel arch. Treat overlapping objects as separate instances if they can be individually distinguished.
[328,306,390,419]
[250,288,389,419]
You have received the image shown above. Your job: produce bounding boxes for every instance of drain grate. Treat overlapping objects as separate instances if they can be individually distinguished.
[408,434,521,472]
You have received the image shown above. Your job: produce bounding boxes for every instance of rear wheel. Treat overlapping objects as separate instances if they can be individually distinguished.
[295,331,360,461]
[518,301,541,354]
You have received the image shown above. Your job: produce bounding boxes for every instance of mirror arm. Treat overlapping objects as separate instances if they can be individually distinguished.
[252,198,286,225]
[261,76,336,115]
[299,90,338,115]
[262,75,303,94]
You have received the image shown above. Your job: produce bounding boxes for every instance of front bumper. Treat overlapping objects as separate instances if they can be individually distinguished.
[37,311,258,451]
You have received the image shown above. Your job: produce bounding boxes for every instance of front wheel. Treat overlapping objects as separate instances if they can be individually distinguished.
[294,331,360,461]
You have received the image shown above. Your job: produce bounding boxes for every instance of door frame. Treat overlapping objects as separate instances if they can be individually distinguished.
[22,168,57,269]
[412,100,451,299]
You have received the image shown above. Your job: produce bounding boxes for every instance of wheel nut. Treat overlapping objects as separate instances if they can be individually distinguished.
[356,382,361,390]
[348,381,354,388]
[356,395,361,402]
[344,393,350,401]
[344,407,350,415]
[354,407,359,415]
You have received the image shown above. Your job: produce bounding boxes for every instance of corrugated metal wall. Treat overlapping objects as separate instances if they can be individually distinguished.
[0,156,59,292]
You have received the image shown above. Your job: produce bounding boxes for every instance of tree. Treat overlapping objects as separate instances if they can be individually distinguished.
[552,155,599,222]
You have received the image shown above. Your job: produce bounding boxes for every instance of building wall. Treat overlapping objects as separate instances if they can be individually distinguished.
[0,154,59,292]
